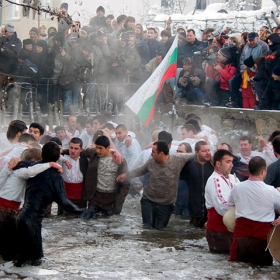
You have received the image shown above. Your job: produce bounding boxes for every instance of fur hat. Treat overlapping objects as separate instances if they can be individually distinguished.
[23,38,33,47]
[219,47,231,58]
[30,27,39,35]
[244,56,254,68]
[60,3,68,10]
[268,33,280,44]
[5,23,15,33]
[96,6,105,14]
[273,66,280,76]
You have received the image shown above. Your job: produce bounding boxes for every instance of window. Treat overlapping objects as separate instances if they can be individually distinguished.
[9,0,20,19]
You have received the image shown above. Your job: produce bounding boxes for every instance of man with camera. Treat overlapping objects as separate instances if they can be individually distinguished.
[177,29,207,68]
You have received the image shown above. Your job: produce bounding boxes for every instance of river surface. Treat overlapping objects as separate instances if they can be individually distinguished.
[0,196,280,279]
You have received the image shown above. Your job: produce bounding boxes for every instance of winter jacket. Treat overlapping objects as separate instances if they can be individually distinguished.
[0,33,22,74]
[218,62,236,90]
[89,16,107,32]
[240,39,269,73]
[258,78,280,110]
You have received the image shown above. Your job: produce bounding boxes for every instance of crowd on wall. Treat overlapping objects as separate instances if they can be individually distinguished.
[1,3,280,115]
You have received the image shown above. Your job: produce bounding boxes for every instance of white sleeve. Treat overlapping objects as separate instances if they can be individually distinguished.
[13,163,50,179]
[0,163,12,189]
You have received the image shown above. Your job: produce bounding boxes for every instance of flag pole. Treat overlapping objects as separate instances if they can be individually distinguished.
[171,85,177,132]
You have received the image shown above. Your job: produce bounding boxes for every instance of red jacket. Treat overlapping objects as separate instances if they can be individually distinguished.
[218,63,236,90]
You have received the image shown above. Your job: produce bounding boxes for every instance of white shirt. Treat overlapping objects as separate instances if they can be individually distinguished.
[61,155,83,183]
[262,143,277,166]
[237,151,264,164]
[205,170,238,216]
[78,128,91,148]
[228,178,280,222]
[0,163,50,202]
[114,135,141,169]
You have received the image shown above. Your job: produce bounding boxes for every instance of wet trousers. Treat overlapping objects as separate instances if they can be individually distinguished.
[141,197,174,230]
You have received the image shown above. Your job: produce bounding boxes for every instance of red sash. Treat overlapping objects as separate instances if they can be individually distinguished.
[206,207,231,233]
[64,182,83,200]
[230,217,271,261]
[0,197,20,211]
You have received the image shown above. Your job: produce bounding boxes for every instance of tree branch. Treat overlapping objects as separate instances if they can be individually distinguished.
[3,0,73,25]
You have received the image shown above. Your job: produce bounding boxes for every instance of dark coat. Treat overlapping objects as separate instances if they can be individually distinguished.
[180,158,214,220]
[177,39,208,68]
[83,148,131,215]
[0,33,22,74]
[258,78,280,110]
[15,162,81,265]
[89,16,107,32]
[144,39,165,64]
[254,43,280,83]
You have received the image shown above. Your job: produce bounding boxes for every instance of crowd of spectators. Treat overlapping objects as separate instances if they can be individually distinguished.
[1,3,280,114]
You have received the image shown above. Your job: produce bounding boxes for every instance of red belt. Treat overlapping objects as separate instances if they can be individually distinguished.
[0,197,20,211]
[206,208,231,233]
[64,182,83,200]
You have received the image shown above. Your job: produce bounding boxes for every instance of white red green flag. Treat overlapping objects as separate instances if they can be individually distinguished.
[125,35,178,126]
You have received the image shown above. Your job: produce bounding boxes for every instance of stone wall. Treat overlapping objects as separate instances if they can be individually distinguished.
[124,104,280,153]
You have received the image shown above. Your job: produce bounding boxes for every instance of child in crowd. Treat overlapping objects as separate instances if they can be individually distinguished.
[241,56,256,109]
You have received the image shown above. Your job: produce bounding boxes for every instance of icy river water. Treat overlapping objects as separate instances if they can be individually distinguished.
[0,196,280,279]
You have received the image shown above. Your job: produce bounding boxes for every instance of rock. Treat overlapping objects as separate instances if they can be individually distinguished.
[211,115,222,130]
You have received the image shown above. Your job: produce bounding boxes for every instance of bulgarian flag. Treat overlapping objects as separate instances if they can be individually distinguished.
[125,35,178,126]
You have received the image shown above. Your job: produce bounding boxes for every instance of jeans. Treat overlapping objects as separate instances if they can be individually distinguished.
[182,87,205,101]
[141,197,174,230]
[175,180,189,218]
[62,89,73,113]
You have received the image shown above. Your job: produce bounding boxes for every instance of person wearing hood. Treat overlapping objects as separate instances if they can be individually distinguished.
[89,6,107,32]
[0,23,22,74]
[208,47,236,106]
[241,56,257,109]
[254,33,280,85]
[256,66,280,110]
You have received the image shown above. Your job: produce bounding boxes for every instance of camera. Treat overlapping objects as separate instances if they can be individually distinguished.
[97,30,107,39]
[212,30,220,37]
[59,47,64,52]
[147,34,152,38]
[118,53,126,62]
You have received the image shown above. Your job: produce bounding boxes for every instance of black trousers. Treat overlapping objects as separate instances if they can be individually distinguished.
[141,197,174,230]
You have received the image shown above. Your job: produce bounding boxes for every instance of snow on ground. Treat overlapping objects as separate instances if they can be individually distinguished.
[0,196,280,279]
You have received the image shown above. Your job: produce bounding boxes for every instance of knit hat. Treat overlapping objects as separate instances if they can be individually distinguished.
[60,3,68,10]
[19,50,28,60]
[30,27,39,35]
[53,32,65,43]
[248,32,258,40]
[36,40,46,48]
[267,33,280,44]
[119,32,129,41]
[244,56,254,68]
[219,47,231,58]
[23,38,33,47]
[176,25,186,32]
[158,131,173,145]
[273,66,280,76]
[5,23,15,33]
[96,6,105,14]
[117,14,127,25]
[81,42,92,53]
